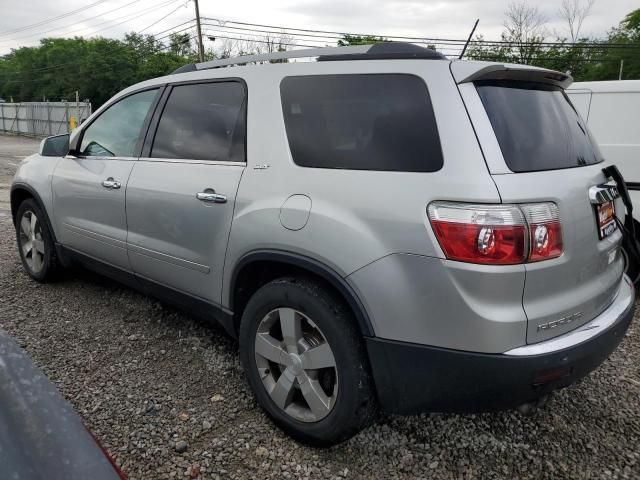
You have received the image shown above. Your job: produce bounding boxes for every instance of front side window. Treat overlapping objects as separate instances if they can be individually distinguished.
[476,80,603,172]
[80,89,158,157]
[280,74,443,172]
[151,82,246,162]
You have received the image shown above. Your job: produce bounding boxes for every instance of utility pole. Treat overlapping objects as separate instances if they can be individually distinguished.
[619,59,624,80]
[193,0,204,62]
[75,90,80,129]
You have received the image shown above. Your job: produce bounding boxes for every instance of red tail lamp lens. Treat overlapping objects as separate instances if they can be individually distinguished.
[428,202,563,265]
[430,221,527,265]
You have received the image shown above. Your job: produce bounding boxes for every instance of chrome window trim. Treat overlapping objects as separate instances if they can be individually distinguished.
[136,157,246,167]
[64,155,139,162]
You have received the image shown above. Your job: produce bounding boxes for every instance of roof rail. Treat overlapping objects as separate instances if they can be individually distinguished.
[171,42,446,74]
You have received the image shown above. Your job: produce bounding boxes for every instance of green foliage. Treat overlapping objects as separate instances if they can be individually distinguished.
[337,34,386,46]
[622,9,640,33]
[466,8,640,81]
[0,34,195,107]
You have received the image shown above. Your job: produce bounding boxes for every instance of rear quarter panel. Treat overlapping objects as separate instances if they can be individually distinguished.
[492,168,625,343]
[221,60,509,341]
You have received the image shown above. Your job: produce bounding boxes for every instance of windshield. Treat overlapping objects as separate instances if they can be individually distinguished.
[476,80,603,173]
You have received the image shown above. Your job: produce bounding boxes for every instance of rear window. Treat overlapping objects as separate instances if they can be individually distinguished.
[476,80,603,173]
[280,74,443,172]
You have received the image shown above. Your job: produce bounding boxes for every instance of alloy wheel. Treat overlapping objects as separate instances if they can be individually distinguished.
[254,307,338,422]
[19,210,45,274]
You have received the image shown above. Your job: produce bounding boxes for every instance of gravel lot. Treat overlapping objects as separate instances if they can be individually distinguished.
[0,134,40,210]
[1,134,640,479]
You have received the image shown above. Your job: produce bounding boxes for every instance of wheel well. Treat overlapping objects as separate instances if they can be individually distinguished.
[231,257,373,337]
[10,186,58,245]
[10,188,34,225]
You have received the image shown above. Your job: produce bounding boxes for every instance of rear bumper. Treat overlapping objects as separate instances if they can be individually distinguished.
[366,276,635,415]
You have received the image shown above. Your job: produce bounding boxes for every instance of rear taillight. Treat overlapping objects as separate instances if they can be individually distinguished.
[427,201,562,265]
[520,203,563,262]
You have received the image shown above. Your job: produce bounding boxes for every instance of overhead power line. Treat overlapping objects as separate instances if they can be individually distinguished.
[201,17,638,50]
[139,3,189,33]
[205,32,318,49]
[466,55,623,62]
[200,24,461,53]
[0,0,186,50]
[0,0,146,44]
[86,0,182,36]
[199,21,637,58]
[150,18,196,38]
[154,24,197,44]
[0,0,110,38]
[0,0,185,47]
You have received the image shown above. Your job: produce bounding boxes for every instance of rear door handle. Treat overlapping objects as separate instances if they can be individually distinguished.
[102,177,121,189]
[196,189,227,203]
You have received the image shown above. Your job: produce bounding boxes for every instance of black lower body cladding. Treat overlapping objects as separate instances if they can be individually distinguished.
[366,292,635,415]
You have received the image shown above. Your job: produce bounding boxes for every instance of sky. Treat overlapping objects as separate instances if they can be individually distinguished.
[0,0,636,56]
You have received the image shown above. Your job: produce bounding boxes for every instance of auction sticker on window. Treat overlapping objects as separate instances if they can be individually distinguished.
[597,201,617,239]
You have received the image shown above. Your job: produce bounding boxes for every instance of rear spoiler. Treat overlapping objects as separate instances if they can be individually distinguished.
[451,62,573,89]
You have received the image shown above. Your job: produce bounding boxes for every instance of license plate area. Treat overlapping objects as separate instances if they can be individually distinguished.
[596,200,617,239]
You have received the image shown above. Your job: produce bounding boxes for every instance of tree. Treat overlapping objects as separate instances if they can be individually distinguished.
[169,33,193,56]
[337,34,386,46]
[559,0,596,42]
[503,1,548,63]
[623,8,640,32]
[465,4,638,81]
[0,34,191,107]
[581,8,640,80]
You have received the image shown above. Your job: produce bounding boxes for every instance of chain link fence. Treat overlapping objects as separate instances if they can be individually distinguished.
[0,101,92,137]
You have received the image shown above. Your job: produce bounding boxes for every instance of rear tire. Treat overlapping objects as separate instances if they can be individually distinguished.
[239,277,376,446]
[15,199,59,282]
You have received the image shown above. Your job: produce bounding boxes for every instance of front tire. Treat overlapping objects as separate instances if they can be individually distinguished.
[15,198,59,282]
[239,277,375,446]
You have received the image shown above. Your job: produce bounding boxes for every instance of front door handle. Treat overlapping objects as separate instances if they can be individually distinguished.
[196,189,227,203]
[102,177,121,189]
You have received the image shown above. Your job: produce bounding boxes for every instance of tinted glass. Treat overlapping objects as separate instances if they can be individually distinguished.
[280,74,443,172]
[151,82,246,161]
[80,89,157,157]
[476,80,603,172]
[42,134,69,156]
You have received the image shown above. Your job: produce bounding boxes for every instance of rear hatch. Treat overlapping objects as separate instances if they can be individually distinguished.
[454,63,625,344]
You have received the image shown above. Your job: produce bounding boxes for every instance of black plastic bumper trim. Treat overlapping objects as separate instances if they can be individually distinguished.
[366,296,635,415]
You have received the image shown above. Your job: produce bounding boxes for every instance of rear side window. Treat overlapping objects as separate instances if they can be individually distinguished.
[476,80,602,172]
[280,74,443,172]
[151,81,246,162]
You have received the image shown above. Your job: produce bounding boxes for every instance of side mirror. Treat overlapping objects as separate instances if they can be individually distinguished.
[39,134,70,157]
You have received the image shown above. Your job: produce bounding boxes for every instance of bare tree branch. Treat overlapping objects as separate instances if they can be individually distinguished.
[503,1,548,63]
[559,0,596,42]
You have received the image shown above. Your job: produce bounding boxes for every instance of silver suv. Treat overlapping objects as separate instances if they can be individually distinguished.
[11,43,635,446]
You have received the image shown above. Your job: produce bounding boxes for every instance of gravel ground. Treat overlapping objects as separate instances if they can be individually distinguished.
[1,135,640,479]
[0,134,40,210]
